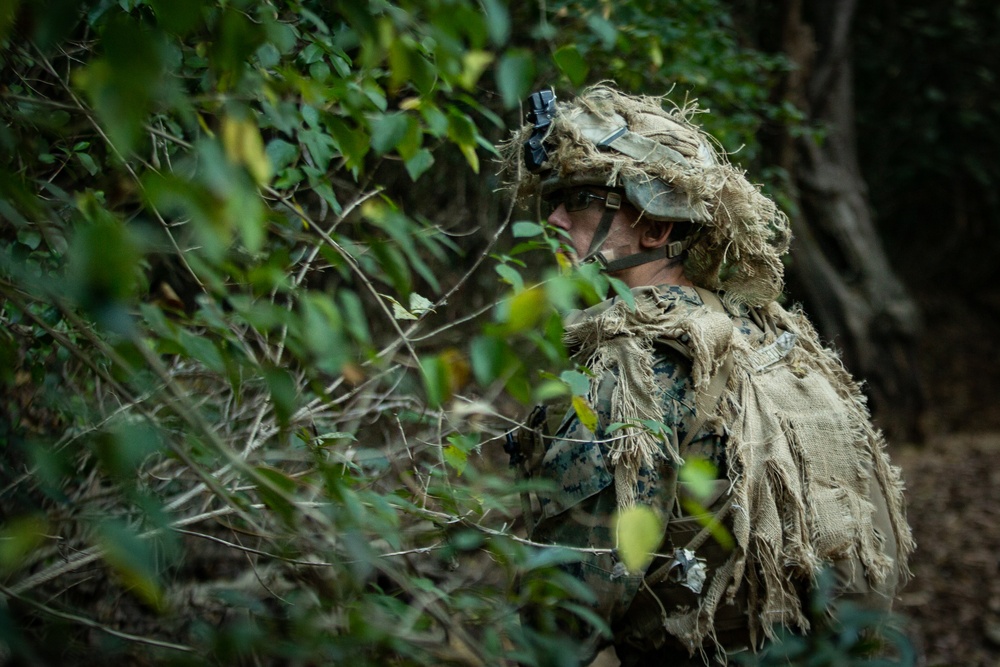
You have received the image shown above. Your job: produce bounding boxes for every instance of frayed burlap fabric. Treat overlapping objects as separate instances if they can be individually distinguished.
[564,289,914,652]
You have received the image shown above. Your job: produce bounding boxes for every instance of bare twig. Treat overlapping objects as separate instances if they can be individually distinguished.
[0,584,196,654]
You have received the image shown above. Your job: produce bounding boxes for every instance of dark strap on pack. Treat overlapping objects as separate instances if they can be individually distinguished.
[675,288,734,452]
[641,288,736,588]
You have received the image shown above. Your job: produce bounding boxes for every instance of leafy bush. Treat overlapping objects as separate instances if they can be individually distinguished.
[0,1,801,664]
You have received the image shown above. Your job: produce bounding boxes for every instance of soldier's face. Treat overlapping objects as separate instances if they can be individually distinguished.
[545,187,642,265]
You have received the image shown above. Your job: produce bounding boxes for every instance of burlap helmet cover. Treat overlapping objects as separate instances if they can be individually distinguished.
[499,84,792,308]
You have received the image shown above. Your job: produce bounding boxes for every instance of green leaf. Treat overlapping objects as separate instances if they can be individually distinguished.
[560,370,591,396]
[639,419,672,438]
[265,138,299,172]
[571,395,598,433]
[338,289,371,344]
[0,516,48,575]
[679,456,719,501]
[494,263,524,291]
[512,221,545,238]
[586,14,618,48]
[177,329,225,373]
[370,112,411,155]
[533,379,569,402]
[97,419,164,479]
[504,286,546,333]
[255,465,297,525]
[404,148,434,181]
[149,0,203,35]
[608,276,636,310]
[17,229,41,250]
[264,366,297,426]
[613,505,663,573]
[481,0,510,45]
[222,115,272,186]
[443,445,468,475]
[470,335,508,386]
[312,432,358,447]
[421,355,450,407]
[96,521,164,610]
[460,50,495,89]
[75,15,170,153]
[554,44,589,86]
[496,49,535,108]
[76,151,99,176]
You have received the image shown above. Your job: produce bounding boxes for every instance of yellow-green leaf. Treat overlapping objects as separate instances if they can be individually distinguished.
[460,50,494,89]
[443,445,468,475]
[222,115,272,185]
[459,142,480,173]
[614,505,663,573]
[572,395,598,433]
[679,456,719,501]
[0,516,48,574]
[505,286,546,333]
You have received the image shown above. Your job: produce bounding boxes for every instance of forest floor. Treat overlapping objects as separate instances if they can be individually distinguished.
[891,286,1000,667]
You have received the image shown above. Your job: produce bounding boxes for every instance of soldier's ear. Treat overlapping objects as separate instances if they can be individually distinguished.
[639,221,674,249]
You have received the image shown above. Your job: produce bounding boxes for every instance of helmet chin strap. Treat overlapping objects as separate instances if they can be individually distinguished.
[579,191,694,274]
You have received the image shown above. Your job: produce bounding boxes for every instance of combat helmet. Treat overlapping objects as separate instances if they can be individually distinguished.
[500,84,792,307]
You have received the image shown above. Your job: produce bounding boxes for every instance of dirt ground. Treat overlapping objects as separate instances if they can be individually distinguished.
[890,286,1000,666]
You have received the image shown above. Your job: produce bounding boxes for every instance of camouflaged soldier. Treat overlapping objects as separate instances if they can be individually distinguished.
[500,85,913,665]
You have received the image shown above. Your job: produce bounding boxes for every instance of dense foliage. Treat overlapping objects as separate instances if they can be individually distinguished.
[855,0,1000,285]
[0,1,897,664]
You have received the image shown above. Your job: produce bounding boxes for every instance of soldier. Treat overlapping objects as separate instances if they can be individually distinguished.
[500,85,913,665]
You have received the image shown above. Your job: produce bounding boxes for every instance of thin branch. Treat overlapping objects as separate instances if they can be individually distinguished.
[0,583,196,654]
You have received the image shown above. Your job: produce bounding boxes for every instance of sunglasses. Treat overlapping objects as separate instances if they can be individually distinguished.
[542,187,619,215]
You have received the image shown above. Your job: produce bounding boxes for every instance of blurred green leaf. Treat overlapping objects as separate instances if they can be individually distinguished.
[679,456,719,501]
[613,505,662,573]
[560,370,591,396]
[443,445,468,475]
[470,334,508,386]
[255,466,297,525]
[481,0,510,45]
[586,14,618,48]
[553,44,589,86]
[264,366,297,426]
[421,354,449,407]
[222,115,272,186]
[496,49,535,108]
[370,112,410,155]
[404,148,435,181]
[96,521,164,610]
[0,516,48,575]
[75,15,170,154]
[504,285,547,334]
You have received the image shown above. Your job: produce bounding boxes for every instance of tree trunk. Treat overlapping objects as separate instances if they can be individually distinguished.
[773,0,925,440]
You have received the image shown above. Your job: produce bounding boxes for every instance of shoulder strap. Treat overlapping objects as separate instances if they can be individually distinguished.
[643,289,737,588]
[678,288,735,451]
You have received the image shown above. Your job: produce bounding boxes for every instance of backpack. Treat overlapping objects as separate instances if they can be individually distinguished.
[510,286,913,654]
